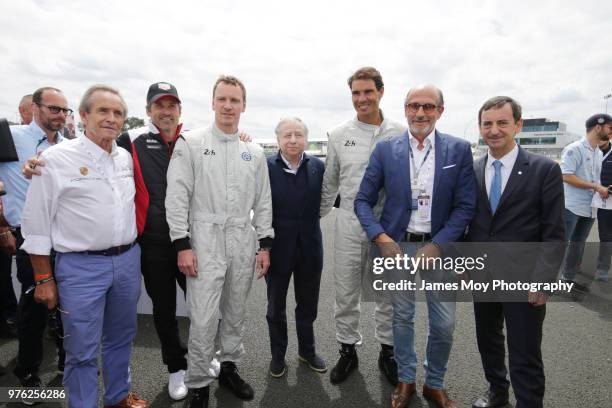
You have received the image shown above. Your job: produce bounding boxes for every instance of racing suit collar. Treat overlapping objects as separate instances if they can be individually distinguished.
[353,110,387,131]
[211,124,239,142]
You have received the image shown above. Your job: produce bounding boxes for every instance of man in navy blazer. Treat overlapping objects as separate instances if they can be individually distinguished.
[355,85,477,408]
[466,96,564,408]
[265,117,327,379]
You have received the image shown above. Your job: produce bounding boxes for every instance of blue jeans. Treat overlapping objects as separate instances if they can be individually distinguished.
[391,245,456,389]
[596,209,612,279]
[56,245,141,408]
[562,209,595,280]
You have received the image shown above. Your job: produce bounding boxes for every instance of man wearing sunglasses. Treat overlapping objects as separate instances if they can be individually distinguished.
[355,85,477,408]
[0,87,69,396]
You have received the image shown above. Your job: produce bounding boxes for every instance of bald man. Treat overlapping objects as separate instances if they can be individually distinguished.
[18,94,33,125]
[355,85,476,408]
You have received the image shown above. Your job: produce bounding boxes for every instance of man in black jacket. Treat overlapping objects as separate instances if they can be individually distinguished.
[466,96,565,408]
[265,117,326,378]
[117,82,190,401]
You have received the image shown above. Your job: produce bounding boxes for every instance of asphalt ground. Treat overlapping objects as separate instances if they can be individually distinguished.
[1,210,611,407]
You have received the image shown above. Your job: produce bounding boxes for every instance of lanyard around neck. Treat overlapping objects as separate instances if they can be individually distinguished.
[408,143,432,180]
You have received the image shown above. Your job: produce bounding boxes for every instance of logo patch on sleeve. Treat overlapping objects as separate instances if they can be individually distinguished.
[241,152,252,161]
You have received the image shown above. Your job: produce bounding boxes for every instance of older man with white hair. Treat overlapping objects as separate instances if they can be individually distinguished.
[21,84,148,408]
[265,117,326,378]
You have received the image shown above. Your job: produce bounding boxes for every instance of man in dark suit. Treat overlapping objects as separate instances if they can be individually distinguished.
[266,117,327,378]
[355,84,477,408]
[466,96,565,408]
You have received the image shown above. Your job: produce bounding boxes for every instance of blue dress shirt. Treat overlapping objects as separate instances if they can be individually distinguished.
[560,136,602,218]
[0,121,62,227]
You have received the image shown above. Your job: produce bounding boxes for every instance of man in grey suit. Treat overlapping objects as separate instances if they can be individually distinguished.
[465,96,565,408]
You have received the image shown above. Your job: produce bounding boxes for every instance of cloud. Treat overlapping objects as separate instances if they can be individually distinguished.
[0,0,610,140]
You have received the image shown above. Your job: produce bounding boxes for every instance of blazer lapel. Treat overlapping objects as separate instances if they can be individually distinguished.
[475,155,491,215]
[432,131,447,203]
[394,131,412,205]
[496,147,529,214]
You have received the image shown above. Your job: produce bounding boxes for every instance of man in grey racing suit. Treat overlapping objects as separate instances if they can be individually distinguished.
[321,67,406,385]
[165,75,273,408]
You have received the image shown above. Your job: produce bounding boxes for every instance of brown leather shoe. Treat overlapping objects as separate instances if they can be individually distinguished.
[391,382,416,408]
[104,391,149,408]
[422,384,457,408]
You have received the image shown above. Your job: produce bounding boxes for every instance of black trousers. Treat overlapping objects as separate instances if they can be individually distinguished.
[13,229,64,379]
[474,302,546,408]
[265,245,322,360]
[140,241,187,373]
[0,250,17,322]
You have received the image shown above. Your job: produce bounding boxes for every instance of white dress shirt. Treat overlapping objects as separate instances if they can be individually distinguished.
[280,152,304,175]
[485,144,519,198]
[21,135,137,255]
[407,130,436,233]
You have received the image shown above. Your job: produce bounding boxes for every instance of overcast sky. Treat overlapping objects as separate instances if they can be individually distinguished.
[1,0,610,142]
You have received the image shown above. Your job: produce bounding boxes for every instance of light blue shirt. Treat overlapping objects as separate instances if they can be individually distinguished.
[560,136,602,218]
[0,121,63,227]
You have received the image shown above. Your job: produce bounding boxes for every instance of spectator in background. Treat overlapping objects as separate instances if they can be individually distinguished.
[0,179,17,338]
[19,94,33,125]
[560,113,610,290]
[590,114,612,281]
[0,87,68,393]
[63,114,77,139]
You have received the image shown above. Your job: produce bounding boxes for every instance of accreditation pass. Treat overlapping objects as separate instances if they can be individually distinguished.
[0,387,66,403]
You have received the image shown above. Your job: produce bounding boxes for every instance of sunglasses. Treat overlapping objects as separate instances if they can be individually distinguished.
[405,103,438,114]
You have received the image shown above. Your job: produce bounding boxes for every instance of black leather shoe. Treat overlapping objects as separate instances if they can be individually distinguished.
[219,362,254,400]
[330,343,358,384]
[378,345,398,386]
[472,390,509,408]
[185,386,209,408]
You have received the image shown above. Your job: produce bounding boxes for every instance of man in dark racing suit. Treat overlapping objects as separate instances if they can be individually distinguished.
[117,82,191,401]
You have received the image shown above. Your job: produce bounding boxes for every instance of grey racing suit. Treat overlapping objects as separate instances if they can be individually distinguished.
[320,113,406,346]
[165,124,274,388]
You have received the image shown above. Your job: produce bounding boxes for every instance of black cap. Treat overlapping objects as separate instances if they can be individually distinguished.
[147,82,181,105]
[586,113,612,129]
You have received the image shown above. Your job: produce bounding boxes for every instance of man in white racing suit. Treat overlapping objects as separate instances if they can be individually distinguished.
[165,75,273,408]
[321,67,406,385]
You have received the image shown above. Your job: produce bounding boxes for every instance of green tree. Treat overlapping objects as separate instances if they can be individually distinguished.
[123,116,145,131]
